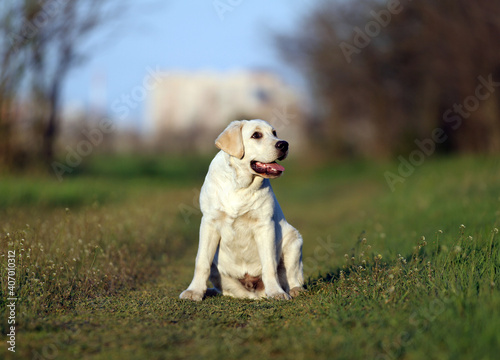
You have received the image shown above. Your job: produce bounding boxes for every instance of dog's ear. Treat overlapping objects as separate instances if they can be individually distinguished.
[215,121,245,159]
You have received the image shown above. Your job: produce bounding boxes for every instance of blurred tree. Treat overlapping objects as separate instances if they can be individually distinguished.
[0,0,125,169]
[0,2,27,168]
[277,0,500,158]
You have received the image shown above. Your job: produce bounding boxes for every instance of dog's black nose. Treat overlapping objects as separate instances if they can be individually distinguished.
[275,140,288,152]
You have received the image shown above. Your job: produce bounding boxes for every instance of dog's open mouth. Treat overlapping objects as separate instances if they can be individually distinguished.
[251,161,285,177]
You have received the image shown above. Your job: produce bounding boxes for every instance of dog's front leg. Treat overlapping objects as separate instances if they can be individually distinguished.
[179,217,219,301]
[256,222,291,300]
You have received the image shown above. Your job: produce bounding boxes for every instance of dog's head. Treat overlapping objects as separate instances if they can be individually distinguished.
[215,119,289,179]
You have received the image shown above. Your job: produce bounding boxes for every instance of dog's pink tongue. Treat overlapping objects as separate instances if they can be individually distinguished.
[267,162,285,172]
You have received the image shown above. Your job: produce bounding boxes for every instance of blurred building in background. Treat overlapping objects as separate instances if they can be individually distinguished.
[148,70,306,152]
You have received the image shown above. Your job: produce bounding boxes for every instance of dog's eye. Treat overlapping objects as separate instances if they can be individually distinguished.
[272,130,277,137]
[251,132,263,139]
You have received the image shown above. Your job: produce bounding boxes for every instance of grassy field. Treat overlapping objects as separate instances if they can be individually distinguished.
[1,154,499,359]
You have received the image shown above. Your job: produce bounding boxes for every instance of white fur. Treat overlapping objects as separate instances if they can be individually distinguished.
[179,119,304,301]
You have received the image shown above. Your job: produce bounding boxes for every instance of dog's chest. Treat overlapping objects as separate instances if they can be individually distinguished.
[219,209,261,241]
[216,210,263,269]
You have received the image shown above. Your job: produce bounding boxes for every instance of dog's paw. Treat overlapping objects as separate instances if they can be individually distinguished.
[289,286,306,298]
[267,291,292,301]
[179,289,204,301]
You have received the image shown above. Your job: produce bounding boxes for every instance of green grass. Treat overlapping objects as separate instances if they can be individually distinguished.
[0,154,499,359]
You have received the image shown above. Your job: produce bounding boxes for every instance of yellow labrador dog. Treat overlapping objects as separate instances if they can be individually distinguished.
[179,119,304,301]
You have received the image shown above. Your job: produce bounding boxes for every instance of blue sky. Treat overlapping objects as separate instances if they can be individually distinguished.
[64,0,318,128]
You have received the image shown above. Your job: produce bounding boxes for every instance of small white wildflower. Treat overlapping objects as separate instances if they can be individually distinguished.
[460,224,466,229]
[493,228,499,234]
[438,230,443,234]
